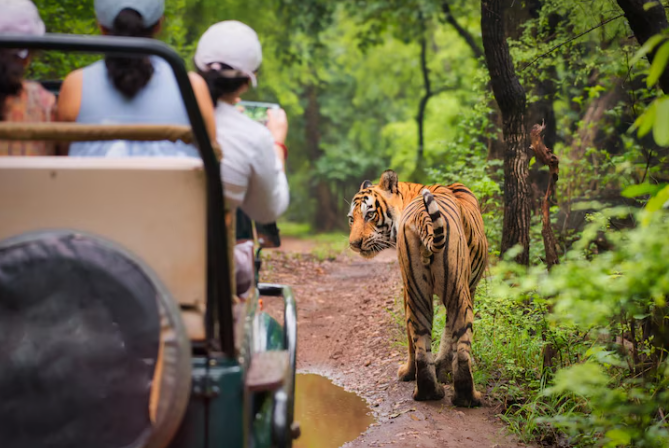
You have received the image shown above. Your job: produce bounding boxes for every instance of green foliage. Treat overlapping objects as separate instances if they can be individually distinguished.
[485,197,669,446]
[29,0,98,79]
[29,0,192,79]
[631,32,669,148]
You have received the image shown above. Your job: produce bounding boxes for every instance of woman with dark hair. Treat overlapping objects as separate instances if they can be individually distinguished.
[0,0,57,156]
[57,0,216,157]
[194,21,289,224]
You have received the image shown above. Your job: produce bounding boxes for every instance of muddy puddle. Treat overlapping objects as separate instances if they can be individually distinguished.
[294,373,375,448]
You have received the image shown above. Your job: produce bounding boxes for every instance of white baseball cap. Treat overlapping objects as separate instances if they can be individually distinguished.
[0,0,45,36]
[94,0,165,29]
[194,21,262,87]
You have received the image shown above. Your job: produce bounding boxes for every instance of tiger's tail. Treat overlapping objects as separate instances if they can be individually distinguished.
[420,189,446,254]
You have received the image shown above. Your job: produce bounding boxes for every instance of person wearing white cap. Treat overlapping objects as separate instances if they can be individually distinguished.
[194,20,289,224]
[57,0,216,157]
[0,0,57,156]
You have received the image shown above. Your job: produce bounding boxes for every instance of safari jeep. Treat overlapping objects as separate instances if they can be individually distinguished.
[0,34,297,448]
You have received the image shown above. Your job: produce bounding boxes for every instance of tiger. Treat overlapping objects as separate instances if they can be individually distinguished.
[347,170,488,407]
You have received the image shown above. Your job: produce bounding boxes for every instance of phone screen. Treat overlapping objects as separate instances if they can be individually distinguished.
[236,100,280,125]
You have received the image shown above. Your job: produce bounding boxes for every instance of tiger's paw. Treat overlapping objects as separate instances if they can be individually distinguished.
[413,359,444,401]
[451,389,482,408]
[397,362,416,381]
[451,350,481,406]
[413,383,445,401]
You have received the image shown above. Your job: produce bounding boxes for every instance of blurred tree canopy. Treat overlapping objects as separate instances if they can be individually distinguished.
[29,0,488,231]
[28,0,669,240]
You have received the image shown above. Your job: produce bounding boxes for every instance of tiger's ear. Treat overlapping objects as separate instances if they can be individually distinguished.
[360,180,373,190]
[379,170,399,194]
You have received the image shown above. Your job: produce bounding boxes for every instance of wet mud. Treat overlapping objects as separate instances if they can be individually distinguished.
[294,373,374,448]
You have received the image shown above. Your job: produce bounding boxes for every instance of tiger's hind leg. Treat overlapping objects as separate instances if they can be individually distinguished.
[447,288,481,407]
[435,219,481,407]
[434,285,481,383]
[410,297,444,402]
[398,229,444,401]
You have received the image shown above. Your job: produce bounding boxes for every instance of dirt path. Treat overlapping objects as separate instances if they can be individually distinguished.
[263,237,528,448]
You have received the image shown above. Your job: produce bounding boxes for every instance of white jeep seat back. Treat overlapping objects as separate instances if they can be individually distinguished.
[0,156,209,448]
[0,157,208,339]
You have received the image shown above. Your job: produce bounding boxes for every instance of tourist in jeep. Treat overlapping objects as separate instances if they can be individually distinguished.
[57,0,216,156]
[194,21,289,224]
[0,0,57,156]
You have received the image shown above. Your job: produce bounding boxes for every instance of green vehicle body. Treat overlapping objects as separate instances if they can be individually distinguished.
[171,297,295,448]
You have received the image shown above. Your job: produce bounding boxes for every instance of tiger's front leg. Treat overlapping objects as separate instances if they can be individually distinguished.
[397,289,416,381]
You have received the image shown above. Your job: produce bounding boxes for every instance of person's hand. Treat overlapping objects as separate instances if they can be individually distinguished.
[267,108,288,144]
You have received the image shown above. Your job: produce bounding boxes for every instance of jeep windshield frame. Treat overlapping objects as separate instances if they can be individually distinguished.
[0,33,235,357]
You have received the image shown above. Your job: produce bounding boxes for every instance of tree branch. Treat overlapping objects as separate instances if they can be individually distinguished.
[442,1,485,61]
[520,14,625,72]
[529,121,560,270]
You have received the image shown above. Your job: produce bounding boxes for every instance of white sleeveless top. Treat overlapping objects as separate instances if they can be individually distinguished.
[69,57,198,158]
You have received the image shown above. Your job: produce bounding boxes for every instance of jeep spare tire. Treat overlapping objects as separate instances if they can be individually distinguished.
[0,232,191,448]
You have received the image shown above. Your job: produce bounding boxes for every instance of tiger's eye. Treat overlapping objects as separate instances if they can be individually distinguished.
[367,211,377,220]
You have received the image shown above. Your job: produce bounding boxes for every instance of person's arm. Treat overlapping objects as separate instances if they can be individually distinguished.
[240,128,290,224]
[55,70,83,155]
[267,108,288,169]
[56,69,83,123]
[188,72,217,145]
[41,87,64,156]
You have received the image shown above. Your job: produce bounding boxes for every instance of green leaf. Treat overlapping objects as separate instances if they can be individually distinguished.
[633,101,656,138]
[643,1,660,11]
[545,363,609,397]
[621,182,665,198]
[647,41,669,88]
[653,96,669,146]
[604,429,632,447]
[645,184,669,214]
[631,34,665,66]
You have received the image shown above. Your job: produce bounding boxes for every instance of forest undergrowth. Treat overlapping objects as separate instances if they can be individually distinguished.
[389,202,669,447]
[382,184,669,448]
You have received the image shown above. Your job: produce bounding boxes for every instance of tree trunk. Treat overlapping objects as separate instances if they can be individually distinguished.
[616,0,669,94]
[415,34,431,181]
[481,0,532,265]
[304,84,339,231]
[304,84,321,166]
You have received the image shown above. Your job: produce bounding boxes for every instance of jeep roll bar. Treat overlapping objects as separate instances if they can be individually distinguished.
[0,34,234,357]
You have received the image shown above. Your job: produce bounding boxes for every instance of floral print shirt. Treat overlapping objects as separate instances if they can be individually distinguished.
[0,81,57,156]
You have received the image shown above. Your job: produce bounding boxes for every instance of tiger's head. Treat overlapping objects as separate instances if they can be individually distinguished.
[347,170,403,258]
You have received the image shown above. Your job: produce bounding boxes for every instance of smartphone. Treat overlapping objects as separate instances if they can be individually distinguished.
[236,100,280,125]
